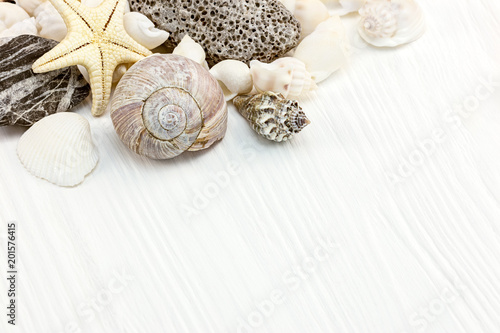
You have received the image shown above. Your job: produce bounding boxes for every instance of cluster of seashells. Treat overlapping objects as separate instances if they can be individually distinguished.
[1,0,426,187]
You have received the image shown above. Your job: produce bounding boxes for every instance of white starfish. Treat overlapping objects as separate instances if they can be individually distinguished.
[32,0,152,116]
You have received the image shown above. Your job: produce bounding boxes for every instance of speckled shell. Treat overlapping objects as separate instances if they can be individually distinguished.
[233,91,310,142]
[110,54,227,159]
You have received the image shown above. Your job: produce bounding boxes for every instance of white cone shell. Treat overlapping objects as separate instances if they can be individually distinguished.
[209,60,253,101]
[17,113,99,187]
[173,35,209,70]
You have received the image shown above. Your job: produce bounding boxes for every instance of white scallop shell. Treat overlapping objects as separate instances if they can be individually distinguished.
[294,0,330,39]
[15,0,45,16]
[209,60,253,101]
[17,113,99,187]
[0,17,38,38]
[123,12,169,50]
[293,16,350,83]
[250,57,316,98]
[358,0,425,47]
[321,0,365,16]
[0,3,30,32]
[173,35,209,70]
[34,2,66,42]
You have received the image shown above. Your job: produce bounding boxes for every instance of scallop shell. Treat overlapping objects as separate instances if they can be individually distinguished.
[321,0,365,16]
[34,2,66,42]
[173,35,209,70]
[123,12,169,50]
[294,0,330,39]
[0,17,37,38]
[17,113,99,187]
[0,3,30,32]
[293,16,350,83]
[358,0,425,47]
[111,54,227,159]
[209,60,253,101]
[250,57,316,98]
[233,91,310,142]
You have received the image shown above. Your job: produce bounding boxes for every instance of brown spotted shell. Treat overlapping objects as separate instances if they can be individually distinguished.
[110,54,227,159]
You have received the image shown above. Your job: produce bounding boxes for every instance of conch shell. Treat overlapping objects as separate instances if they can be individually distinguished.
[173,35,209,70]
[250,57,316,98]
[358,0,425,47]
[111,54,227,159]
[17,113,99,187]
[123,12,169,50]
[293,16,350,83]
[293,0,330,39]
[34,2,66,42]
[209,59,253,101]
[233,91,310,142]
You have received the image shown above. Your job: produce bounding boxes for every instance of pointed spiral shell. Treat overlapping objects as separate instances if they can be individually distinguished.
[233,91,310,142]
[110,54,227,159]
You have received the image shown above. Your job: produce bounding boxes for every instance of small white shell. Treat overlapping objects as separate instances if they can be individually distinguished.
[173,35,209,70]
[0,3,30,32]
[34,2,66,42]
[15,0,45,16]
[17,113,99,187]
[293,16,350,83]
[358,0,425,47]
[250,57,316,98]
[123,12,169,50]
[321,0,365,15]
[209,60,253,101]
[0,17,38,38]
[293,0,330,39]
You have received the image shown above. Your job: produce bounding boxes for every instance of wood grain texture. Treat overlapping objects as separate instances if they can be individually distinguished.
[1,0,500,332]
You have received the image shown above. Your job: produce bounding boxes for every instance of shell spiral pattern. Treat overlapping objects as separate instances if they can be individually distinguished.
[233,92,310,142]
[111,54,227,159]
[358,0,425,47]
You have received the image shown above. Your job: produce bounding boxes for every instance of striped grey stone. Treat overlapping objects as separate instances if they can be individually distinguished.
[129,0,301,66]
[0,35,90,127]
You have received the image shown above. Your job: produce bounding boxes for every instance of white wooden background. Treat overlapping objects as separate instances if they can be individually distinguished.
[1,0,500,332]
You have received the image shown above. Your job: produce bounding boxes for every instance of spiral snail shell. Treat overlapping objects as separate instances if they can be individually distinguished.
[110,54,227,159]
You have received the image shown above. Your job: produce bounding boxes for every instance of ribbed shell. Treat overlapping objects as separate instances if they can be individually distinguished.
[233,91,310,142]
[110,54,227,159]
[17,113,99,187]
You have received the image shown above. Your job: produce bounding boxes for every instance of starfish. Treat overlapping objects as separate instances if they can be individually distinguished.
[32,0,152,116]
